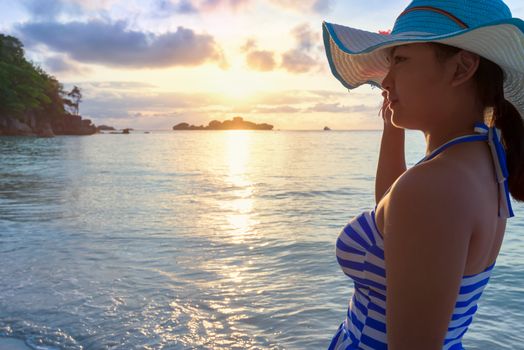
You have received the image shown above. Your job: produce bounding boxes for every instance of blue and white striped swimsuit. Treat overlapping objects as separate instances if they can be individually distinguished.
[329,122,514,350]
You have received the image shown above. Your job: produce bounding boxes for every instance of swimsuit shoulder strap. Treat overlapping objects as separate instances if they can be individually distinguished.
[374,122,514,218]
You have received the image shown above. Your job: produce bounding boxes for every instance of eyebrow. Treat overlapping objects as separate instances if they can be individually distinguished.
[387,46,399,61]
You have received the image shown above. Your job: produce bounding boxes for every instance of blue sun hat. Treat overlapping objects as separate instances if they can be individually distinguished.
[322,0,524,119]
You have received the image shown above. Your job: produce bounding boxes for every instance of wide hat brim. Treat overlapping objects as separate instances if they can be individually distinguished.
[322,18,524,118]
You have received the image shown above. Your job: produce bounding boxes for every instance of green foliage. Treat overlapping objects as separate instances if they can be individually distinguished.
[0,34,79,121]
[0,34,25,64]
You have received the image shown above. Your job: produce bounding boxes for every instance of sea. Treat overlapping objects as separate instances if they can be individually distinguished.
[0,130,522,350]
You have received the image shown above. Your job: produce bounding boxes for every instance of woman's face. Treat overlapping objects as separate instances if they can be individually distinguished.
[381,43,454,129]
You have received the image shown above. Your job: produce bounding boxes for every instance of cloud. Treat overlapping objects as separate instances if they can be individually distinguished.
[268,0,335,13]
[22,0,64,20]
[308,90,351,99]
[154,0,199,15]
[71,81,157,90]
[280,49,318,73]
[153,0,250,15]
[221,104,301,115]
[241,25,321,74]
[280,23,322,74]
[305,103,377,114]
[249,105,301,114]
[245,50,277,71]
[16,19,228,69]
[21,0,120,19]
[291,23,317,51]
[152,0,332,17]
[311,0,335,13]
[85,91,221,112]
[240,38,257,53]
[250,90,311,105]
[43,54,90,75]
[200,0,250,11]
[76,88,224,122]
[64,83,380,130]
[240,38,278,71]
[154,0,331,15]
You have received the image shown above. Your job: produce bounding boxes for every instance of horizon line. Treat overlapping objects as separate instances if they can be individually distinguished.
[104,128,385,132]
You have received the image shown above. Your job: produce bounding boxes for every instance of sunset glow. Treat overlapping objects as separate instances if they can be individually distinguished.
[2,0,522,130]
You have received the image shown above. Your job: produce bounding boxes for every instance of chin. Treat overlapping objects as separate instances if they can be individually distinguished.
[391,121,406,129]
[390,113,403,128]
[391,110,414,130]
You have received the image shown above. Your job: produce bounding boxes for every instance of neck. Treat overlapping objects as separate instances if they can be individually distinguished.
[424,128,474,156]
[423,114,485,157]
[422,90,487,156]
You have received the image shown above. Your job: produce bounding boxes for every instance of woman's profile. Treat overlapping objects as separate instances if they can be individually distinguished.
[322,0,524,349]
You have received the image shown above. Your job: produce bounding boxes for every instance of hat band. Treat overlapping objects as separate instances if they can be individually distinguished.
[396,6,470,29]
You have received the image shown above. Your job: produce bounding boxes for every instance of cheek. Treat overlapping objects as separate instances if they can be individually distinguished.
[398,67,441,108]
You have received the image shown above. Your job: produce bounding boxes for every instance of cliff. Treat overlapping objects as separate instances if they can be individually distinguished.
[0,113,97,137]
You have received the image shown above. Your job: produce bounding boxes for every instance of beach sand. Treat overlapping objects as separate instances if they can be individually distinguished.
[0,337,31,350]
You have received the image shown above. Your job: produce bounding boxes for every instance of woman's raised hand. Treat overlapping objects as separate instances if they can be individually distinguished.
[380,90,394,126]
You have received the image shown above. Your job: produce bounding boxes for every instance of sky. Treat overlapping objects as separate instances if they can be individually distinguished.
[1,0,523,130]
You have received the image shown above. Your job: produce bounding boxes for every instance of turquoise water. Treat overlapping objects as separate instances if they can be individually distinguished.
[0,130,522,349]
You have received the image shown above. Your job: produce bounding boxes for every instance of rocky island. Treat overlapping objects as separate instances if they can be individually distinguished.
[97,125,116,131]
[173,117,273,131]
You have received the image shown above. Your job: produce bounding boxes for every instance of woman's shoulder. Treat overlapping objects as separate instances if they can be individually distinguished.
[380,161,475,251]
[386,157,478,218]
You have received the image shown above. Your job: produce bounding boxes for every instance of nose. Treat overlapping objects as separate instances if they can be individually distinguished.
[381,69,393,99]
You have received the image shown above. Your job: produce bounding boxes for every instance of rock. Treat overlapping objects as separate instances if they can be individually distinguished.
[51,114,97,135]
[324,126,331,131]
[97,125,116,131]
[173,117,273,130]
[37,122,55,138]
[173,122,190,130]
[0,112,99,137]
[0,115,35,136]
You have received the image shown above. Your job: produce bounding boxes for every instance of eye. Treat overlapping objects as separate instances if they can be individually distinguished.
[393,56,406,64]
[385,55,406,68]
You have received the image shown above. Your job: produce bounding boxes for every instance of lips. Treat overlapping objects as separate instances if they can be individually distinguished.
[388,99,398,109]
[382,91,399,105]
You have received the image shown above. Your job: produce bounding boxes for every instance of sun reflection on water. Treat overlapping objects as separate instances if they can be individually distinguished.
[158,131,266,348]
[220,131,259,243]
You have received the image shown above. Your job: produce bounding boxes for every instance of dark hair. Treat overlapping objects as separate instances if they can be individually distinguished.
[429,42,524,202]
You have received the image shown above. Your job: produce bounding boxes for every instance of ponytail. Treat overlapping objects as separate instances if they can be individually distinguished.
[493,97,524,201]
[477,51,524,201]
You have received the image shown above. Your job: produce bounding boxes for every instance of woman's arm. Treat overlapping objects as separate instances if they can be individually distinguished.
[375,96,406,205]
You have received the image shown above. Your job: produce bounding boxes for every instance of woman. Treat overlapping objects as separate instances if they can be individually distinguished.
[323,1,524,349]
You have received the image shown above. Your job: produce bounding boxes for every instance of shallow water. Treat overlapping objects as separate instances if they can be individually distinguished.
[0,130,522,349]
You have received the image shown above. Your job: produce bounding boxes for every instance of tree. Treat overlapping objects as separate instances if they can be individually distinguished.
[0,56,51,117]
[0,34,67,121]
[67,85,82,115]
[0,34,25,64]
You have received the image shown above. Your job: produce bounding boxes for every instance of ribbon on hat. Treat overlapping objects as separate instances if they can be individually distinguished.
[474,122,515,218]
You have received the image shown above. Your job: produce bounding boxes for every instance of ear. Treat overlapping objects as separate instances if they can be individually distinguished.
[450,50,479,87]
